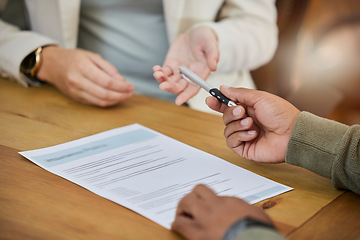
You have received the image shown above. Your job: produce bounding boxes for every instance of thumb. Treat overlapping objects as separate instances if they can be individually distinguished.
[203,37,219,71]
[206,50,219,71]
[220,86,264,108]
[205,43,219,71]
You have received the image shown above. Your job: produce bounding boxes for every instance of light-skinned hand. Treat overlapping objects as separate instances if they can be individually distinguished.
[153,26,219,106]
[206,86,301,163]
[37,46,134,107]
[172,184,272,240]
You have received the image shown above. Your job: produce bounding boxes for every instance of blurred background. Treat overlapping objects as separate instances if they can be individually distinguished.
[252,0,360,125]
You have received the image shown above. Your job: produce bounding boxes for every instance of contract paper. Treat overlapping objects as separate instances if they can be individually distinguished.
[19,124,292,229]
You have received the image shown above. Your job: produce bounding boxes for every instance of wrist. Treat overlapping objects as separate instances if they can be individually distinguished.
[20,45,58,84]
[36,45,60,82]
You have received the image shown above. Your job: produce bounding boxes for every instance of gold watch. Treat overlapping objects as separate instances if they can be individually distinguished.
[20,46,43,77]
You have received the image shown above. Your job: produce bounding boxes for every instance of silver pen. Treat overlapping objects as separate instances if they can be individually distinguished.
[179,66,236,107]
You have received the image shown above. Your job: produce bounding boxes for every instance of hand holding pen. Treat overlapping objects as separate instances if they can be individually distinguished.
[152,26,219,106]
[179,66,236,107]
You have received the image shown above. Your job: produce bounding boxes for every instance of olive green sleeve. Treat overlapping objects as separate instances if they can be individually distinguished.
[231,227,286,240]
[285,112,360,195]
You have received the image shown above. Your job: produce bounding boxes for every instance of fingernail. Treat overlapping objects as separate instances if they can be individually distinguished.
[241,118,249,125]
[247,130,256,135]
[233,107,241,116]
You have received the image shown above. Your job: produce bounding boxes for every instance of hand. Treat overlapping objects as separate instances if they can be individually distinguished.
[172,184,272,240]
[153,26,219,106]
[206,86,301,163]
[37,46,134,107]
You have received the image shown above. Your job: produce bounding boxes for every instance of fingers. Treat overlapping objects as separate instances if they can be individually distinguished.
[206,50,219,72]
[222,105,258,148]
[223,106,257,138]
[192,184,217,201]
[175,190,200,219]
[153,65,188,95]
[158,75,186,94]
[39,47,134,107]
[153,54,213,105]
[88,52,123,80]
[69,67,133,107]
[84,58,134,93]
[172,184,217,238]
[220,85,264,108]
[152,65,162,72]
[174,185,217,221]
[71,50,134,106]
[225,118,258,150]
[85,68,134,94]
[174,84,200,106]
[158,75,196,105]
[155,66,202,105]
[222,106,246,125]
[172,184,273,240]
[203,32,219,71]
[224,116,255,138]
[153,65,174,84]
[205,96,227,113]
[225,129,258,149]
[75,88,123,107]
[161,65,174,77]
[76,55,134,106]
[65,74,133,107]
[172,215,201,240]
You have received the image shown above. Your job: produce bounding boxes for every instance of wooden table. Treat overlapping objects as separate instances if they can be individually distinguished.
[1,78,359,240]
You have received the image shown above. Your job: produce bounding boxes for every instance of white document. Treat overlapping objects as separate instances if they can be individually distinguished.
[19,124,292,229]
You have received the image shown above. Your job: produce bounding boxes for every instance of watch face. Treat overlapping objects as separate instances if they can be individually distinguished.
[22,51,37,70]
[20,47,43,76]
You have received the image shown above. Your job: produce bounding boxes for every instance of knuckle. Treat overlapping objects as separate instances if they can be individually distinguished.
[224,125,233,138]
[65,74,78,87]
[235,120,243,130]
[74,60,87,72]
[98,90,111,101]
[193,185,203,192]
[102,79,112,89]
[226,135,238,148]
[67,87,77,96]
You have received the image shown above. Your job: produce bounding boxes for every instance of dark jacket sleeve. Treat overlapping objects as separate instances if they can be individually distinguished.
[285,112,360,195]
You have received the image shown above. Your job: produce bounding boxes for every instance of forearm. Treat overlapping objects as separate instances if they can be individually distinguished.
[286,112,360,195]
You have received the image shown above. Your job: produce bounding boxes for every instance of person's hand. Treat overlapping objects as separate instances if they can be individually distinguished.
[206,86,301,163]
[153,26,219,106]
[172,184,272,240]
[37,46,134,107]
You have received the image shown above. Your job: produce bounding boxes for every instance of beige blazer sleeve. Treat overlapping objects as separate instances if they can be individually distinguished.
[0,20,58,86]
[0,0,80,86]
